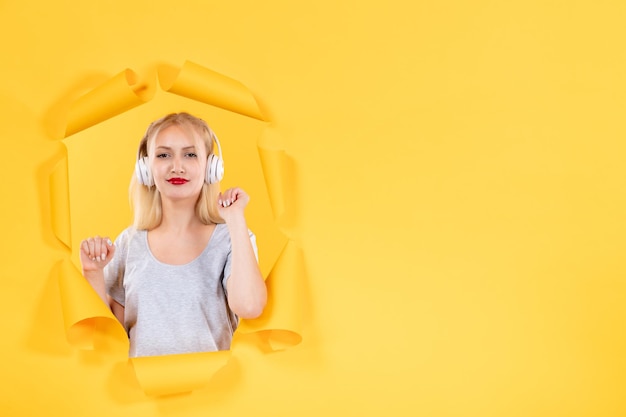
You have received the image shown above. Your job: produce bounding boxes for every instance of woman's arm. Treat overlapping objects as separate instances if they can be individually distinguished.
[218,188,267,319]
[80,237,125,324]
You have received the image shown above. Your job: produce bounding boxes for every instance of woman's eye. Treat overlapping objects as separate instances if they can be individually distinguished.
[186,153,198,158]
[156,153,169,158]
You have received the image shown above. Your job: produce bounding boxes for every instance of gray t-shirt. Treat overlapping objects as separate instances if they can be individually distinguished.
[104,224,256,358]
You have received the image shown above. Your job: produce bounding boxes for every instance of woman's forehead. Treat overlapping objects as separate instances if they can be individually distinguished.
[151,124,207,150]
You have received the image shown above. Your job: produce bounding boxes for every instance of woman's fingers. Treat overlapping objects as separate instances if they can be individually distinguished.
[81,236,114,263]
[81,239,91,259]
[98,238,109,261]
[218,187,249,208]
[218,189,235,207]
[87,237,96,260]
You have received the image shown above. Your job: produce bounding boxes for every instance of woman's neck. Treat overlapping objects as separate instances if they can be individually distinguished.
[158,199,203,233]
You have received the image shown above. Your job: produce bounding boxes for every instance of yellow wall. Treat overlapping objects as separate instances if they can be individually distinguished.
[1,1,625,416]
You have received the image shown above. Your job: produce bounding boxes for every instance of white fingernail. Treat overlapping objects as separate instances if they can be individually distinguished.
[107,239,113,246]
[101,254,106,261]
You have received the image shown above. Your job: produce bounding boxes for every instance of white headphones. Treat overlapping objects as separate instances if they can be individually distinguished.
[135,130,224,187]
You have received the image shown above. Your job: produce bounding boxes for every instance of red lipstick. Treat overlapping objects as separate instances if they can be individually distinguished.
[167,178,189,185]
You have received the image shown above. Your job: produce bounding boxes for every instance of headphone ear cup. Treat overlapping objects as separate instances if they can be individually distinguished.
[135,157,154,187]
[206,154,224,184]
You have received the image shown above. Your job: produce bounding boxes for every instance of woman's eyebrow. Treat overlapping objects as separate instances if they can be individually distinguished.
[154,145,196,151]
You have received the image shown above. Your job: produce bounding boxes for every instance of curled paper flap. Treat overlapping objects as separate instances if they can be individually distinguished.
[257,135,287,220]
[57,260,128,353]
[130,351,230,397]
[257,137,296,234]
[238,240,304,350]
[158,61,265,121]
[49,154,71,248]
[65,69,153,137]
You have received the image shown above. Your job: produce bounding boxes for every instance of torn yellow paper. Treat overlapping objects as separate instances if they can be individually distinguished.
[238,240,304,350]
[158,61,265,121]
[65,69,153,137]
[49,155,71,248]
[54,60,304,396]
[257,130,297,235]
[130,351,230,397]
[57,259,128,353]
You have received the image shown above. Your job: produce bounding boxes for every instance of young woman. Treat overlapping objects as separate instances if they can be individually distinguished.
[80,112,266,357]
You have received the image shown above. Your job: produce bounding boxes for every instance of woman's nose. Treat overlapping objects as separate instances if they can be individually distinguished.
[170,156,185,173]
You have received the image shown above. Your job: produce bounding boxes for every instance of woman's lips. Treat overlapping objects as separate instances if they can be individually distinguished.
[167,178,189,185]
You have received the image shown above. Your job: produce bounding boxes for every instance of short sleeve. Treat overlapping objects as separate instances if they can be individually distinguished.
[104,228,130,306]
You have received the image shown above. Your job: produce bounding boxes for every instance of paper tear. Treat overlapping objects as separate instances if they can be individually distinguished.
[238,240,304,351]
[158,61,266,121]
[130,351,230,397]
[65,69,153,137]
[49,153,71,248]
[54,60,303,396]
[57,260,128,353]
[257,130,297,234]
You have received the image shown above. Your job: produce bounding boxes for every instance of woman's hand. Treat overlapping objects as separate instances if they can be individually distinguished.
[80,236,116,273]
[217,187,250,223]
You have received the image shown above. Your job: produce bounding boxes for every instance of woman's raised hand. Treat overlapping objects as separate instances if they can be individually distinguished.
[217,187,250,222]
[80,236,116,272]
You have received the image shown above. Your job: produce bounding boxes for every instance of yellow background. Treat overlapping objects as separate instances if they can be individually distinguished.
[1,1,625,416]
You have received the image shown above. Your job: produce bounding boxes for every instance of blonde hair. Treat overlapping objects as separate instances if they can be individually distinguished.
[130,112,224,230]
